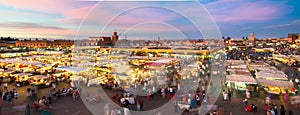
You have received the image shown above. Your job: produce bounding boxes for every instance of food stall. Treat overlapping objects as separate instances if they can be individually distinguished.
[29,75,51,89]
[12,73,32,87]
[255,70,288,80]
[143,58,176,69]
[0,70,15,83]
[51,71,70,81]
[256,78,295,94]
[226,75,257,91]
[56,66,87,83]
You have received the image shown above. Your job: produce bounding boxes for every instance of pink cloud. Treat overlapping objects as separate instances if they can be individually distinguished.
[0,27,77,39]
[0,0,75,14]
[58,6,94,25]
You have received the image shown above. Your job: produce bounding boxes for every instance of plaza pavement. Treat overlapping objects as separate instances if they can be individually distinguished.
[0,82,92,115]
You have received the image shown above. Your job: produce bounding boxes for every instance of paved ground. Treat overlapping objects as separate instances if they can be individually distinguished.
[0,82,92,115]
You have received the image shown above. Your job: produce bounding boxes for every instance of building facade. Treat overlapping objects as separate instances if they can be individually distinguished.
[288,33,300,42]
[47,40,74,48]
[78,31,119,46]
[15,40,74,48]
[15,40,48,48]
[225,33,295,47]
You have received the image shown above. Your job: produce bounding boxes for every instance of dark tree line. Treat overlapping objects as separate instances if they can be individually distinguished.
[0,36,19,41]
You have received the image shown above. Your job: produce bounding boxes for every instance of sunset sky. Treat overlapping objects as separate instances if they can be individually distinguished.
[0,0,299,40]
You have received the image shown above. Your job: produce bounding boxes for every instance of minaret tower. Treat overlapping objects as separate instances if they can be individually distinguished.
[111,29,118,45]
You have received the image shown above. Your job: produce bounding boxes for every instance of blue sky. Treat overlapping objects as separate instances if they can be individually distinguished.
[0,0,299,40]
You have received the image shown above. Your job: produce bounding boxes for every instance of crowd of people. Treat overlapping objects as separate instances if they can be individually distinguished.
[1,84,19,104]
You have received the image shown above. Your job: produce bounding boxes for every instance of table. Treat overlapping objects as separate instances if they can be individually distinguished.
[178,103,190,110]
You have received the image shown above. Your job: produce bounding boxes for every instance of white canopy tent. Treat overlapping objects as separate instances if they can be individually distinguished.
[56,66,87,73]
[291,55,300,61]
[272,54,289,59]
[256,79,293,88]
[226,75,257,84]
[255,70,288,80]
[31,75,49,79]
[226,60,245,64]
[12,73,32,77]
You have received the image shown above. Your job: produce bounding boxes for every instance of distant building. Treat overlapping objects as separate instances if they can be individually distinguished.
[225,33,295,47]
[15,39,74,48]
[145,41,162,46]
[288,33,300,42]
[0,41,16,47]
[46,40,74,48]
[0,41,8,47]
[111,30,119,45]
[16,40,47,48]
[249,33,255,41]
[78,31,119,46]
[247,32,255,46]
[145,36,163,46]
[0,37,17,47]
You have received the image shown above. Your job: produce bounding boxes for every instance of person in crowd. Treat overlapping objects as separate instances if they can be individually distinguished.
[196,94,201,106]
[280,105,286,115]
[222,90,226,101]
[146,91,150,100]
[52,83,56,91]
[173,100,179,113]
[284,92,288,103]
[270,108,275,115]
[224,92,228,103]
[3,82,7,89]
[246,89,251,98]
[267,110,272,115]
[3,90,8,101]
[47,96,52,104]
[7,92,12,104]
[161,88,166,99]
[67,88,73,96]
[243,98,248,105]
[272,103,278,115]
[24,104,31,115]
[228,91,232,102]
[264,104,269,112]
[38,98,44,107]
[26,88,31,97]
[266,96,271,105]
[190,98,196,109]
[56,89,61,98]
[72,89,79,102]
[251,104,257,112]
[10,91,14,100]
[137,98,141,111]
[245,104,252,112]
[14,91,18,102]
[78,87,82,95]
[138,98,143,110]
[31,89,35,96]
